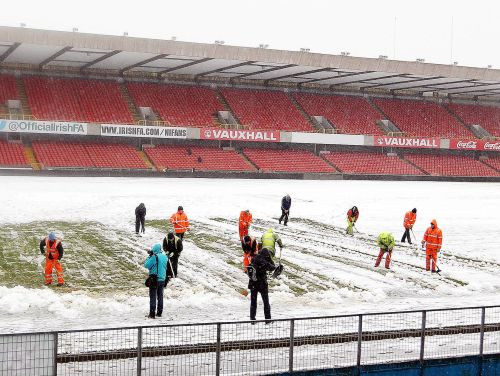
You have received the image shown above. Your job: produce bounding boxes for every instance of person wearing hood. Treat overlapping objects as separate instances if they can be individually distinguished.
[39,232,65,286]
[248,247,276,322]
[261,228,283,257]
[422,219,443,273]
[170,206,189,239]
[401,208,417,244]
[346,206,359,235]
[135,203,146,235]
[144,243,168,319]
[279,194,292,226]
[162,231,183,280]
[375,232,395,269]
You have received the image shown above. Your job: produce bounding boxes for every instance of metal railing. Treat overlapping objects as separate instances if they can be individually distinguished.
[0,305,499,375]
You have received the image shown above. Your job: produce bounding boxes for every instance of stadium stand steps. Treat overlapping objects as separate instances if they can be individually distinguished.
[319,152,342,172]
[287,92,321,132]
[215,88,242,126]
[23,145,41,170]
[441,103,487,138]
[366,97,394,133]
[399,154,429,175]
[119,84,141,123]
[15,76,33,117]
[238,150,259,170]
[137,150,156,171]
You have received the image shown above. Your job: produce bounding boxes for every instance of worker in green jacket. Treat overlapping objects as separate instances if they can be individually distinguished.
[374,232,395,269]
[261,228,283,257]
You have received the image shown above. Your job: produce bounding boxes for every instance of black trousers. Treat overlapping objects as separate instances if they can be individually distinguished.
[167,254,180,278]
[279,209,289,225]
[250,285,271,320]
[401,228,412,244]
[149,281,165,317]
[135,216,145,233]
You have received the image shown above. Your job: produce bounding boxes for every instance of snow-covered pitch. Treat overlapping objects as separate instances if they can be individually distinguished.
[0,176,499,333]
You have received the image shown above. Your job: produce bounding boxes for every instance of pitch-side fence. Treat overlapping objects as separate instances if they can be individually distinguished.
[1,305,499,375]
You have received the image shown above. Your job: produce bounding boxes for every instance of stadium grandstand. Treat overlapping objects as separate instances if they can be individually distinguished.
[0,26,499,180]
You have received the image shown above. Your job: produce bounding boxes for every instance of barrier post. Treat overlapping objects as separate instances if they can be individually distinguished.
[137,327,142,376]
[289,319,295,373]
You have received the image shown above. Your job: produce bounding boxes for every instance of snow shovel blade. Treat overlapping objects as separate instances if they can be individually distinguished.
[272,264,283,278]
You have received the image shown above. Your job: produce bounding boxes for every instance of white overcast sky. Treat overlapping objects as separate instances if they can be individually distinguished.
[1,0,499,68]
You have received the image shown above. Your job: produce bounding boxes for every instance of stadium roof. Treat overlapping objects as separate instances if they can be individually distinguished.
[1,26,500,100]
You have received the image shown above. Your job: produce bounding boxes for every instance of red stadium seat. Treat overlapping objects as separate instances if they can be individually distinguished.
[323,151,422,175]
[24,76,134,124]
[0,74,18,105]
[32,141,146,169]
[373,98,474,138]
[242,148,336,173]
[145,145,254,171]
[446,103,500,137]
[404,154,498,177]
[126,83,223,127]
[293,93,384,135]
[482,156,500,172]
[220,88,313,132]
[0,140,28,166]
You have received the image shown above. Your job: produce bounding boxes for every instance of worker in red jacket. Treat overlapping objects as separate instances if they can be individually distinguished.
[239,210,253,241]
[39,232,65,286]
[401,208,417,244]
[422,219,443,273]
[346,206,359,235]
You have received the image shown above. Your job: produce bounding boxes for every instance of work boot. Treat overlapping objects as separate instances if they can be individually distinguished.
[157,312,162,318]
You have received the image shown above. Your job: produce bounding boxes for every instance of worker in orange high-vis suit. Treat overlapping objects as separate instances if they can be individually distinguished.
[401,208,417,244]
[422,219,443,273]
[239,210,253,241]
[170,206,189,239]
[39,232,64,286]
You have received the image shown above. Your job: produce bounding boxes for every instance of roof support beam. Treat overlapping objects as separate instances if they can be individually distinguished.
[230,64,297,82]
[362,75,442,90]
[299,70,368,87]
[195,61,256,78]
[429,82,500,94]
[393,79,475,92]
[264,68,332,84]
[157,57,213,76]
[39,46,72,69]
[80,50,122,71]
[331,73,405,89]
[119,54,169,75]
[0,43,20,63]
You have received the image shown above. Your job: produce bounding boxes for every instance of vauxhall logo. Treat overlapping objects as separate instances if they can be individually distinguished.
[377,137,439,148]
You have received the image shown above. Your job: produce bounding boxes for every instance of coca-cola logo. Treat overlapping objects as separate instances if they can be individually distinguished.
[456,141,477,149]
[484,142,500,150]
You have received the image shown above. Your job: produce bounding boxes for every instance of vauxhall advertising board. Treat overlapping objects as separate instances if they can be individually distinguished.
[0,119,87,135]
[374,136,441,149]
[200,128,280,142]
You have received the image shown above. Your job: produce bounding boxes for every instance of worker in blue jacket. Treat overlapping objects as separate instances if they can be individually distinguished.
[144,243,168,319]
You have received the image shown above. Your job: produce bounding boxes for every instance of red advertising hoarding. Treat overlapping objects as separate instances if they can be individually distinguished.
[375,136,441,149]
[200,128,280,142]
[450,139,500,151]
